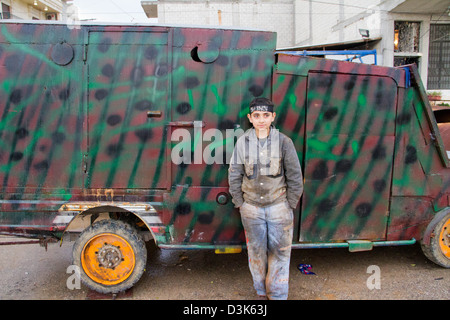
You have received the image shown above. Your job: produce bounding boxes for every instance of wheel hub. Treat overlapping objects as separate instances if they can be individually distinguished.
[439,218,450,258]
[81,233,136,285]
[97,244,123,269]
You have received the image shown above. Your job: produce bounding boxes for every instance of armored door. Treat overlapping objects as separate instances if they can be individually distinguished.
[300,72,398,242]
[86,29,170,189]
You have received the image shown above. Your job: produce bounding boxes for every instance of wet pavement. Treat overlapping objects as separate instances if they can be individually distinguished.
[0,235,448,300]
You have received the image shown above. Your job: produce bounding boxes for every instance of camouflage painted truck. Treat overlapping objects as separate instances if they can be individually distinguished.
[0,21,449,294]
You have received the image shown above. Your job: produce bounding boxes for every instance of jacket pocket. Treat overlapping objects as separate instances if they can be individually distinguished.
[269,157,282,176]
[244,159,255,178]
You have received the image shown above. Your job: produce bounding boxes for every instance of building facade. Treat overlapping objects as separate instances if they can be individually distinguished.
[141,0,450,95]
[0,0,68,21]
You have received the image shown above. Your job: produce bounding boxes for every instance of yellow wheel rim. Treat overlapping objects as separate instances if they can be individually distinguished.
[81,233,135,285]
[438,218,450,259]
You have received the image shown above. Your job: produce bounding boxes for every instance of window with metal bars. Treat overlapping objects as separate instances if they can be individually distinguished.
[1,3,11,19]
[394,21,420,53]
[427,24,450,90]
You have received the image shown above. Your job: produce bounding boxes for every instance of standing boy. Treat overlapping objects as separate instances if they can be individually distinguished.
[228,97,303,300]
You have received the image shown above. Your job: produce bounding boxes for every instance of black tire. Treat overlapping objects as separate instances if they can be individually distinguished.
[72,219,147,294]
[421,211,450,268]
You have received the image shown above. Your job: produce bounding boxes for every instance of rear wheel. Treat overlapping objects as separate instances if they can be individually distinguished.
[421,211,450,268]
[73,219,147,294]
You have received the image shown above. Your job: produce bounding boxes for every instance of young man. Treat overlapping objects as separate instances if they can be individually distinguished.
[228,97,303,300]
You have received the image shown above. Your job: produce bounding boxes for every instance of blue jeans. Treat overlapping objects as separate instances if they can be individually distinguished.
[240,200,294,300]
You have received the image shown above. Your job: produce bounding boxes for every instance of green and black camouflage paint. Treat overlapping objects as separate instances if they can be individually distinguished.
[0,22,448,247]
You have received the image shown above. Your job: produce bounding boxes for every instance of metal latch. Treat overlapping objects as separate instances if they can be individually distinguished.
[147,111,162,118]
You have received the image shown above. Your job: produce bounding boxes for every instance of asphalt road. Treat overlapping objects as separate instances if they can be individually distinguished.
[0,235,448,300]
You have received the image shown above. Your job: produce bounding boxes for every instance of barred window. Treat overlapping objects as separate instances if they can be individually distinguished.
[427,24,450,89]
[393,21,421,69]
[394,21,420,53]
[1,3,11,19]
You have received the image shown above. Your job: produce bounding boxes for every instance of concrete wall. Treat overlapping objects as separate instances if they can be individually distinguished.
[154,0,450,93]
[292,0,381,47]
[157,0,295,48]
[2,0,63,20]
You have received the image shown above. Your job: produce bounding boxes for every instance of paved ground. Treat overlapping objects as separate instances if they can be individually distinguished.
[0,235,448,300]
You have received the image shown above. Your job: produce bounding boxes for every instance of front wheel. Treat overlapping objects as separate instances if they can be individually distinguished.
[72,219,147,294]
[421,211,450,268]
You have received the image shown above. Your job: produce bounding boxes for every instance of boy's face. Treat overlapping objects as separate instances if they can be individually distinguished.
[247,111,276,134]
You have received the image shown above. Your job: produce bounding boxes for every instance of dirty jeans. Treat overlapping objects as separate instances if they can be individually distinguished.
[240,200,294,300]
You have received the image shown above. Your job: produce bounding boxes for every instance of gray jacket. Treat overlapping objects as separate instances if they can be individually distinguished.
[228,126,303,209]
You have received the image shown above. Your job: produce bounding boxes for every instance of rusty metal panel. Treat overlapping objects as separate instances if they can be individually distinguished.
[387,197,434,241]
[0,22,448,247]
[86,29,170,189]
[0,22,277,240]
[0,30,84,191]
[271,72,308,240]
[276,53,406,88]
[387,66,450,240]
[299,72,398,242]
[168,28,276,189]
[392,87,445,197]
[163,185,244,244]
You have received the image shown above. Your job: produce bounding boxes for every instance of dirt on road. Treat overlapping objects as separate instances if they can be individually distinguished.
[0,236,448,300]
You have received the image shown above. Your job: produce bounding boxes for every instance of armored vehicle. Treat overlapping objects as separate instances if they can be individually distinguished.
[0,21,448,293]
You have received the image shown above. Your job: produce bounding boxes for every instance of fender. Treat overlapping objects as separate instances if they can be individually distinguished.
[52,201,166,244]
[421,207,450,246]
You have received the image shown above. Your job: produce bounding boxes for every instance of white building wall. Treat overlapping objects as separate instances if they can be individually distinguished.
[380,11,450,98]
[293,0,382,47]
[158,0,294,48]
[8,0,30,19]
[1,0,64,20]
[153,0,450,92]
[157,0,385,49]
